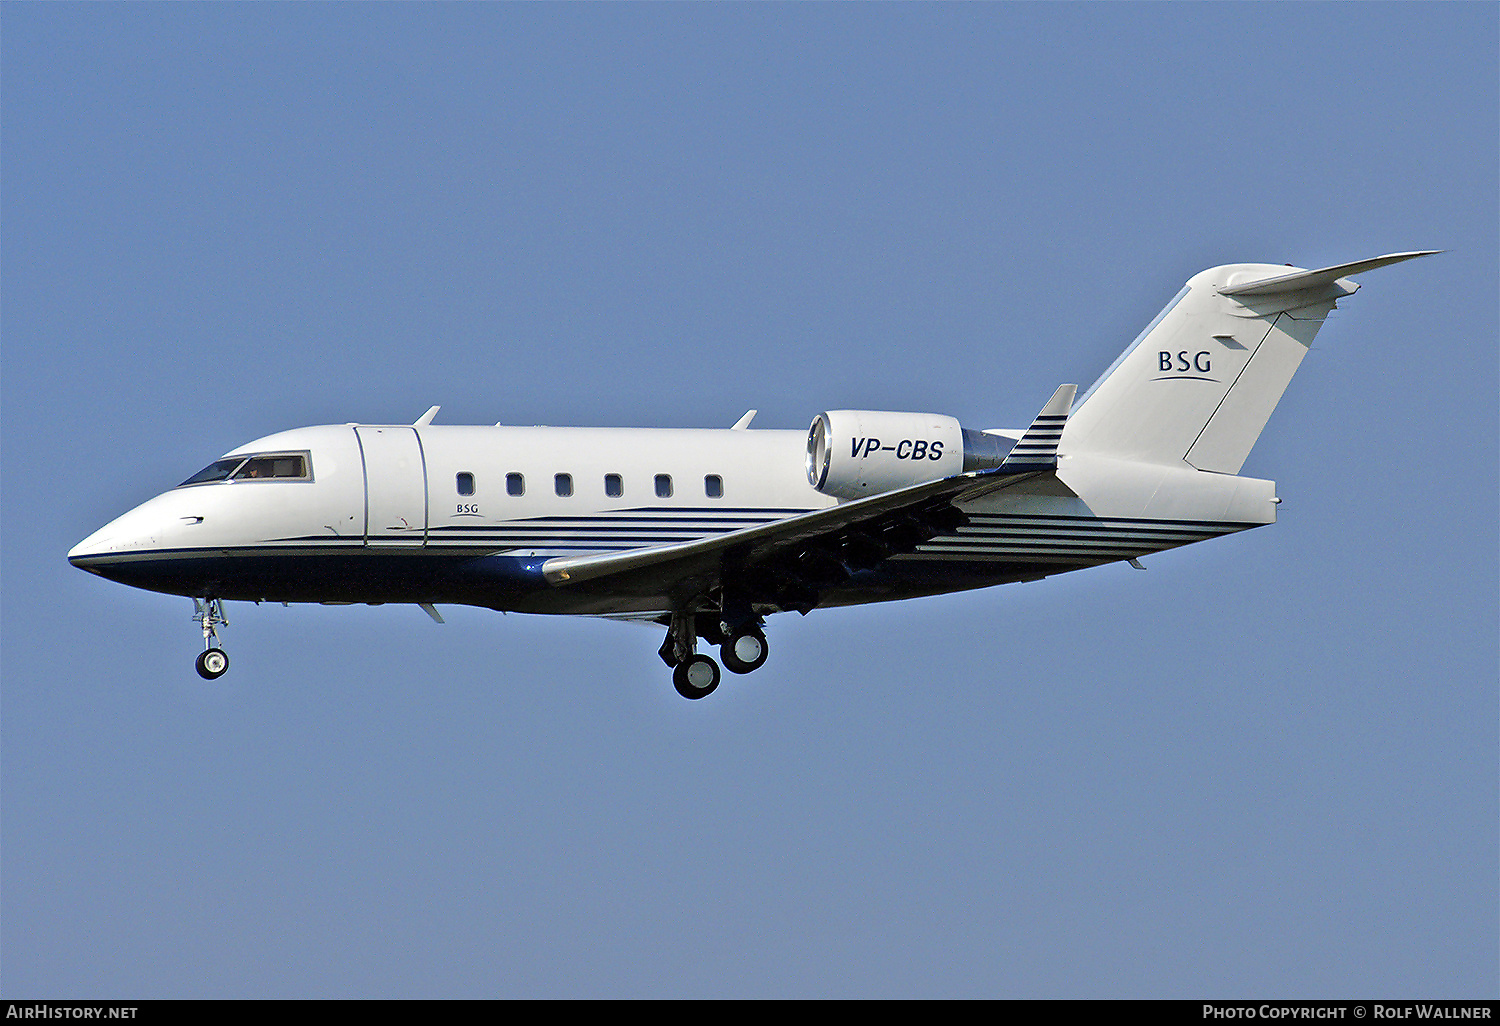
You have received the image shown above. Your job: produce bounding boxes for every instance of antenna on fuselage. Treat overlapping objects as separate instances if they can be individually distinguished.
[413,406,440,426]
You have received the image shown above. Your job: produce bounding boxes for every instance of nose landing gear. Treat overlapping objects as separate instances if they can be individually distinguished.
[192,598,230,679]
[195,647,229,679]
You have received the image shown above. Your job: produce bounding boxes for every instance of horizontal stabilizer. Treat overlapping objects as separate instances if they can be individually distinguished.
[1219,251,1438,297]
[1001,384,1076,469]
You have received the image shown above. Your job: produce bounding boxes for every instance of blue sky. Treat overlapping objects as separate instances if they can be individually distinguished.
[3,3,1495,998]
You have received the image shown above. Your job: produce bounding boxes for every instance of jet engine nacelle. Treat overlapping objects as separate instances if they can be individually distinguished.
[807,410,968,499]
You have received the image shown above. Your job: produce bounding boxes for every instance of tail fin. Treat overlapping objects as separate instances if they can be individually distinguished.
[1061,251,1435,473]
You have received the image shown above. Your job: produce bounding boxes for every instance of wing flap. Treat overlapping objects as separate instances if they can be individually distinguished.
[543,465,1047,587]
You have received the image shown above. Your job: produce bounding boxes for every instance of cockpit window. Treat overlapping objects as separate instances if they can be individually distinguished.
[177,451,311,487]
[232,454,308,480]
[179,457,248,487]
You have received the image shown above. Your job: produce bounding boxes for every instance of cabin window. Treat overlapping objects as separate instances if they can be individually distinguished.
[506,473,524,496]
[655,474,673,498]
[456,472,475,496]
[704,474,723,498]
[554,473,573,497]
[604,474,623,498]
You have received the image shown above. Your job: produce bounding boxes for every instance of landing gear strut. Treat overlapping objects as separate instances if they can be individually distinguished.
[659,611,720,699]
[192,598,230,680]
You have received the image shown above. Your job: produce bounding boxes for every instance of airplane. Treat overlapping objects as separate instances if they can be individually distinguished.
[69,251,1434,699]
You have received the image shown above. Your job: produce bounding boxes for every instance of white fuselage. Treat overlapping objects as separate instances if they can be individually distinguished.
[69,420,1275,617]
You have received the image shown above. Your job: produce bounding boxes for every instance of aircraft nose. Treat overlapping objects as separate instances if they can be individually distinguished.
[68,498,177,574]
[68,494,201,591]
[69,524,117,573]
[69,476,231,593]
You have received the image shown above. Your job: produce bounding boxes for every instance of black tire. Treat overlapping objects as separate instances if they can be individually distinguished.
[720,628,768,675]
[672,655,720,699]
[195,648,229,680]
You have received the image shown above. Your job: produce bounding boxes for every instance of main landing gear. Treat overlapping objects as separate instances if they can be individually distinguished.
[192,597,230,680]
[720,626,768,675]
[672,654,721,700]
[659,612,770,700]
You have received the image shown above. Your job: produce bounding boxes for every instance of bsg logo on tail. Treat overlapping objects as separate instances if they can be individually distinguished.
[1158,350,1215,378]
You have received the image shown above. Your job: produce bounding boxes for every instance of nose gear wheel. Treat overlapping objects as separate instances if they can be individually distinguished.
[192,598,230,680]
[196,648,229,679]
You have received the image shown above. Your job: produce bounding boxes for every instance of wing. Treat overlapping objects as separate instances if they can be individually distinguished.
[542,385,1077,614]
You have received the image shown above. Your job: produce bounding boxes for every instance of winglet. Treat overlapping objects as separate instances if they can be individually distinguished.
[1000,384,1076,470]
[1219,251,1439,297]
[414,406,441,427]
